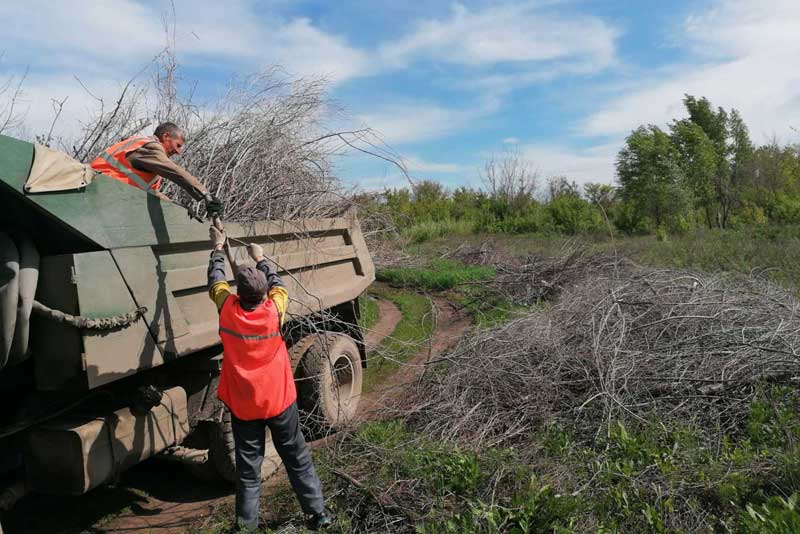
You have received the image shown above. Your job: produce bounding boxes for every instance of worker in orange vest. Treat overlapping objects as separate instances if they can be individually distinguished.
[90,122,222,215]
[207,226,332,532]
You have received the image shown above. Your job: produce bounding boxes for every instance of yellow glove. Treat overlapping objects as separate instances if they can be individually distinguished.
[247,243,265,262]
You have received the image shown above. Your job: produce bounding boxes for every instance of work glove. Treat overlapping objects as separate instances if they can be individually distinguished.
[209,226,226,248]
[247,243,265,262]
[204,193,224,218]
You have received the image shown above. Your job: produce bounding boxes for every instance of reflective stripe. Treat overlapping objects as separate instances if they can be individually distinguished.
[113,137,148,152]
[96,136,159,194]
[97,151,157,194]
[219,325,280,341]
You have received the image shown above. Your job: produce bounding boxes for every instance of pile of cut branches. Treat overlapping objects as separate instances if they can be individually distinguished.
[409,266,800,446]
[450,239,624,304]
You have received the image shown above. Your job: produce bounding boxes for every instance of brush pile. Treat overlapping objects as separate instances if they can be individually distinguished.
[409,264,800,447]
[449,239,623,304]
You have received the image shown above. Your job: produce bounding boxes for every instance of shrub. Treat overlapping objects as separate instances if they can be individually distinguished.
[377,259,495,291]
[768,194,800,224]
[545,195,605,234]
[402,219,474,243]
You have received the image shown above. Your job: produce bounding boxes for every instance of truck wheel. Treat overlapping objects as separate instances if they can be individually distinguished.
[207,410,282,483]
[297,333,362,433]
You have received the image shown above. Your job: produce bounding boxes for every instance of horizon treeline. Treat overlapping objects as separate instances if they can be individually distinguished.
[359,95,800,242]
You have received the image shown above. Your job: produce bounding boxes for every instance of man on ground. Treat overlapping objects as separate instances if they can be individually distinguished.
[207,227,332,532]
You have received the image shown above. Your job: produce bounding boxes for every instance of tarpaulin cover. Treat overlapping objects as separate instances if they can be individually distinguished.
[25,144,94,193]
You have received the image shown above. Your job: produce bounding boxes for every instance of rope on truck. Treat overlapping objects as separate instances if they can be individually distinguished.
[31,300,147,330]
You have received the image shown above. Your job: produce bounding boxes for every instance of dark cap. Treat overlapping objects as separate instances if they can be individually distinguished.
[236,266,268,306]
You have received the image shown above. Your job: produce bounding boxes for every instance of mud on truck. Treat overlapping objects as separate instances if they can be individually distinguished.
[0,135,375,528]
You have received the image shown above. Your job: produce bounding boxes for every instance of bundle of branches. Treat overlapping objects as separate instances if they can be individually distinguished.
[32,42,401,223]
[167,70,356,222]
[408,266,800,448]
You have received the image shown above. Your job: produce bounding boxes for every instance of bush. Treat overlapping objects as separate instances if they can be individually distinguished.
[769,194,800,224]
[611,201,649,234]
[545,195,605,234]
[402,219,474,243]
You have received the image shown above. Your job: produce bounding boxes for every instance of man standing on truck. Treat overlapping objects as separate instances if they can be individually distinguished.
[207,226,333,532]
[90,122,223,214]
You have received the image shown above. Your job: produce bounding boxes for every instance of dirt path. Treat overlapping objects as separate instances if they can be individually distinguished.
[358,296,471,419]
[4,296,468,534]
[365,297,402,351]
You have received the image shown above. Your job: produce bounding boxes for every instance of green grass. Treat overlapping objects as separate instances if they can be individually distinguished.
[362,287,434,392]
[357,293,380,331]
[401,219,476,244]
[377,259,495,291]
[307,385,800,533]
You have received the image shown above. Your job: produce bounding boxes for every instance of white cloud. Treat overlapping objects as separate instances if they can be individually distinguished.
[503,137,520,145]
[581,0,800,144]
[354,174,411,191]
[520,142,620,186]
[381,2,618,72]
[356,97,498,145]
[0,0,371,85]
[7,73,152,140]
[402,155,468,174]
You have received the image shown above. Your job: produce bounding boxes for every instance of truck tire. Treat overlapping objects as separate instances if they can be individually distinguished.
[297,333,362,433]
[208,409,282,483]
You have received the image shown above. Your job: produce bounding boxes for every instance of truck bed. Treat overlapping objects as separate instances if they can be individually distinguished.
[0,134,374,390]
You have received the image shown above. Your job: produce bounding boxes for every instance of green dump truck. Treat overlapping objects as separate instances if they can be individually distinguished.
[0,134,374,523]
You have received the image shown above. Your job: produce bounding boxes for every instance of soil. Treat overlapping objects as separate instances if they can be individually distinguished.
[3,295,470,534]
[357,297,471,419]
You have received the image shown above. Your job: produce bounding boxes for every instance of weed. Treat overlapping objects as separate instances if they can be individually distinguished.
[741,494,800,533]
[377,259,495,291]
[403,219,475,244]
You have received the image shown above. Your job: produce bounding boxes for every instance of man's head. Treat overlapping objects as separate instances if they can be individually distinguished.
[236,266,268,308]
[154,122,185,157]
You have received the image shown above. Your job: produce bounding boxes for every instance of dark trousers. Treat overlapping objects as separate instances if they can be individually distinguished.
[232,402,325,531]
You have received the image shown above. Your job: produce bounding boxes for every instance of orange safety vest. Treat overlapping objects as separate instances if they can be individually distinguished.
[90,135,163,193]
[217,294,296,421]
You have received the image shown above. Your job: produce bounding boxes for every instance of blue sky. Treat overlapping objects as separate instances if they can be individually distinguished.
[2,0,799,191]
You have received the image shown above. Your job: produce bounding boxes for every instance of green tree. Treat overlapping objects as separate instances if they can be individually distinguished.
[583,182,616,213]
[669,120,717,227]
[672,95,754,228]
[616,125,689,230]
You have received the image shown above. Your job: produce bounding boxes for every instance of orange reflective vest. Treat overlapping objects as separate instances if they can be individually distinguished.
[217,294,296,420]
[90,135,163,192]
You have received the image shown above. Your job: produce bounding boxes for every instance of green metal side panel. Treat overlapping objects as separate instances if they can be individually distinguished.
[0,135,34,185]
[111,246,190,356]
[33,251,162,390]
[74,251,162,388]
[0,134,207,249]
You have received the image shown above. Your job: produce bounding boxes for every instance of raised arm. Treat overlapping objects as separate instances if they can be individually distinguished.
[208,227,232,312]
[247,243,288,324]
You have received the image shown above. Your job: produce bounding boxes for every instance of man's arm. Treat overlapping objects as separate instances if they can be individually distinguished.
[128,142,207,201]
[208,229,231,312]
[250,244,289,324]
